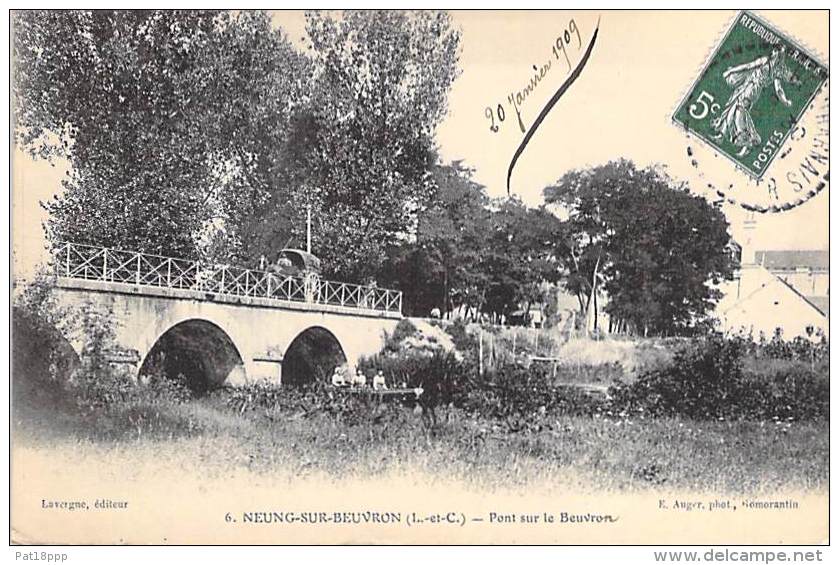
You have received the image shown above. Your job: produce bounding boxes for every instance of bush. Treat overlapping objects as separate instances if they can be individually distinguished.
[609,335,828,422]
[217,380,410,428]
[358,350,467,416]
[609,335,745,420]
[359,343,609,429]
[73,373,194,411]
[12,273,87,418]
[222,381,287,413]
[384,319,418,351]
[759,330,829,366]
[441,319,477,354]
[551,362,624,385]
[12,305,77,416]
[13,274,193,419]
[739,364,828,422]
[461,364,603,432]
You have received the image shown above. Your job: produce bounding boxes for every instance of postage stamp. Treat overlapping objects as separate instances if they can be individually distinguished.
[673,11,828,182]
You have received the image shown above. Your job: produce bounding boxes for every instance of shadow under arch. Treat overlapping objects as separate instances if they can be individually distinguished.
[282,326,347,387]
[139,319,245,395]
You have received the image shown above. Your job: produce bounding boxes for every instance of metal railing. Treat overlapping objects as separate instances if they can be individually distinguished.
[55,242,403,315]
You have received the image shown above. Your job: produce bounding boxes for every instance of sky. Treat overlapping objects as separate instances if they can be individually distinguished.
[428,10,828,252]
[12,10,829,277]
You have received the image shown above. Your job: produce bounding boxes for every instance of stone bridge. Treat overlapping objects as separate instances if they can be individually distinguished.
[52,243,402,389]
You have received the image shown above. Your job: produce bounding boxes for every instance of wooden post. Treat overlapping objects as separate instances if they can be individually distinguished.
[306,204,312,254]
[489,332,494,368]
[479,329,484,376]
[512,331,517,357]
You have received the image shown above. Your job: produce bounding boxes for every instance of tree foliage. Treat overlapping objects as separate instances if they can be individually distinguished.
[13,10,309,257]
[280,10,462,280]
[381,162,564,319]
[15,12,734,335]
[545,160,736,335]
[482,198,564,317]
[14,10,461,279]
[380,161,490,315]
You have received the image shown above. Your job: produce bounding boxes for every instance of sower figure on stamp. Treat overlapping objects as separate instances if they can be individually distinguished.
[712,45,800,157]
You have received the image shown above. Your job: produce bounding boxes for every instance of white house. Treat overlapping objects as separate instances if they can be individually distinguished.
[715,263,828,340]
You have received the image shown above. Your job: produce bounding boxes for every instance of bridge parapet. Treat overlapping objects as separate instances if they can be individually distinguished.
[54,242,403,317]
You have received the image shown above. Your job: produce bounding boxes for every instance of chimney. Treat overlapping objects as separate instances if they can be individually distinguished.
[741,214,758,266]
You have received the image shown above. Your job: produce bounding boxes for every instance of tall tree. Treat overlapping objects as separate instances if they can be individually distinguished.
[379,161,491,316]
[193,12,313,263]
[272,10,462,281]
[382,164,565,320]
[480,198,564,320]
[13,10,309,258]
[545,160,736,336]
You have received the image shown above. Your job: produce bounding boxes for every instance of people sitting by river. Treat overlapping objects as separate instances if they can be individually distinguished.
[351,369,367,387]
[372,371,387,391]
[331,367,347,387]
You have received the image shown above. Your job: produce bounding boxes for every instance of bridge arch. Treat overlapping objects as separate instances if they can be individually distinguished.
[138,318,246,394]
[281,325,347,386]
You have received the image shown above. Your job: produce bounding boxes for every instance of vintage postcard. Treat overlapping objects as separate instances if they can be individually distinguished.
[10,9,829,547]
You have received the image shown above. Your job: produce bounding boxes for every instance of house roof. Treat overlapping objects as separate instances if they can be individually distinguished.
[773,274,829,320]
[755,250,829,271]
[806,296,830,317]
[720,265,828,320]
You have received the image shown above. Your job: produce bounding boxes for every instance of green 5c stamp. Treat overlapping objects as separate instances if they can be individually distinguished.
[674,11,828,180]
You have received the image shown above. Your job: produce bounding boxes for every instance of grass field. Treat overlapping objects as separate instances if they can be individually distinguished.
[13,387,828,495]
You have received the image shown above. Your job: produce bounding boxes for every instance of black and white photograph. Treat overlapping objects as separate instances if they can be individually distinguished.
[8,7,830,549]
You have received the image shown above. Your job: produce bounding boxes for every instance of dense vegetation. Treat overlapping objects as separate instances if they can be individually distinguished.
[14,11,736,335]
[12,281,828,493]
[609,334,828,422]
